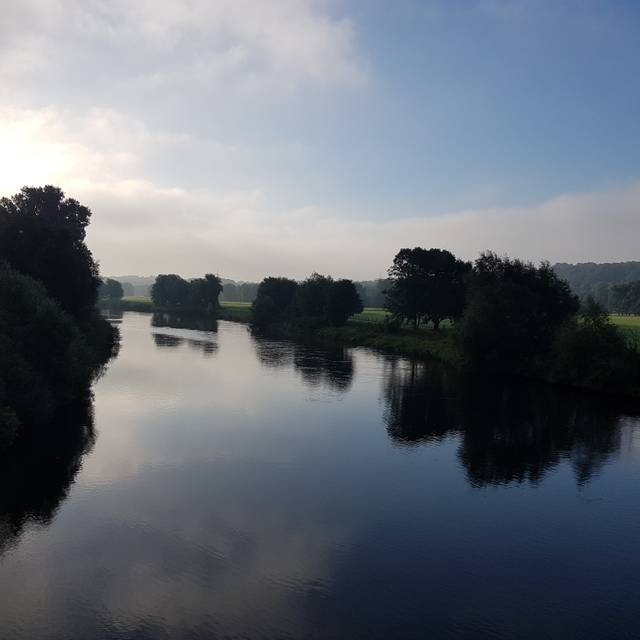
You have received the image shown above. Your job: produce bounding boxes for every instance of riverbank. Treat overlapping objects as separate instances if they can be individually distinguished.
[117,298,640,362]
[117,297,254,322]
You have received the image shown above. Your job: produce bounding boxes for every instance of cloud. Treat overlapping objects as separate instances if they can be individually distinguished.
[2,104,638,280]
[0,0,366,98]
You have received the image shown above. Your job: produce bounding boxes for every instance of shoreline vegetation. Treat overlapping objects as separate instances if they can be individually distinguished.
[4,182,638,416]
[0,186,119,449]
[110,295,640,396]
[106,248,640,398]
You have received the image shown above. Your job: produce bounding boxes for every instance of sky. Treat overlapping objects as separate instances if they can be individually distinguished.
[1,0,640,280]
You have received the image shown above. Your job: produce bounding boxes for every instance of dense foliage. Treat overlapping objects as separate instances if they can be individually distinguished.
[252,274,363,329]
[386,248,470,329]
[459,253,580,373]
[0,186,118,449]
[0,268,116,448]
[252,277,299,328]
[221,278,387,307]
[550,299,640,394]
[151,274,222,311]
[0,186,101,319]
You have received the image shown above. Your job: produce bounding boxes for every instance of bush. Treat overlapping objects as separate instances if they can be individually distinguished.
[550,300,640,393]
[459,253,579,373]
[0,267,116,448]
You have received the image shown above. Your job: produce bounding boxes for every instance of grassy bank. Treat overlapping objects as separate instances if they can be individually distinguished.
[118,297,253,321]
[116,298,640,362]
[218,301,252,322]
[119,296,153,312]
[313,323,462,364]
[611,315,640,350]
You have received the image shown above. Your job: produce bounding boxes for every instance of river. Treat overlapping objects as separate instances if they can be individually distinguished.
[1,311,640,639]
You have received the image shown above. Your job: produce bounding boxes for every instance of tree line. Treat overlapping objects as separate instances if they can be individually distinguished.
[252,273,363,328]
[222,278,389,307]
[587,281,640,315]
[150,274,223,312]
[248,246,639,395]
[553,261,640,312]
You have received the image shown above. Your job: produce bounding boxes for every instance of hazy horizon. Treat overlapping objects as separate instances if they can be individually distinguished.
[2,1,639,280]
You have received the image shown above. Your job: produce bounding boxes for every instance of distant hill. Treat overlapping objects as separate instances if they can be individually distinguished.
[109,275,156,297]
[553,261,640,312]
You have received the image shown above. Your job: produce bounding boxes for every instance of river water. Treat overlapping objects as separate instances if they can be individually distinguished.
[1,311,640,639]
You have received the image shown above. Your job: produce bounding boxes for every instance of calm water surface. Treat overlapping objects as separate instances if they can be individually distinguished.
[2,311,640,639]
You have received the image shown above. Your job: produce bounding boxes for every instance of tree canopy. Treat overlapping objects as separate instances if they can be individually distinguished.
[0,185,101,319]
[459,252,580,372]
[151,274,222,311]
[385,247,470,329]
[251,274,363,329]
[0,185,118,447]
[251,277,298,328]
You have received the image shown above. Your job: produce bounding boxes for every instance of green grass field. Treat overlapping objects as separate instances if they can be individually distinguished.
[119,296,153,311]
[610,315,640,330]
[610,315,640,349]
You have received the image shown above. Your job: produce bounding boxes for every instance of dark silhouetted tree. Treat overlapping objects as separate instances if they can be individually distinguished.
[187,274,222,311]
[296,273,332,318]
[252,277,298,328]
[151,274,191,309]
[0,185,101,319]
[460,252,580,373]
[151,274,222,311]
[386,247,470,329]
[327,279,363,325]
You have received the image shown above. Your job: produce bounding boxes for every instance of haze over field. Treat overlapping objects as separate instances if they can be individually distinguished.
[2,0,639,279]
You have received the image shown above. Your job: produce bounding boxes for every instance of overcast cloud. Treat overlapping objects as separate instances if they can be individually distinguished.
[1,0,639,279]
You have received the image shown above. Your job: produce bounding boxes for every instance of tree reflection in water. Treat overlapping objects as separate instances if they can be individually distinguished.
[382,357,633,487]
[151,312,218,356]
[253,336,354,394]
[0,398,95,556]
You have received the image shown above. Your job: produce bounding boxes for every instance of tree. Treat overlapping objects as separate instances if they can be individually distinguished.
[0,185,100,319]
[151,274,191,309]
[151,274,222,311]
[188,274,222,311]
[252,277,298,328]
[385,247,470,329]
[99,278,124,300]
[296,273,332,318]
[327,279,363,325]
[550,296,640,392]
[459,252,580,373]
[0,267,116,446]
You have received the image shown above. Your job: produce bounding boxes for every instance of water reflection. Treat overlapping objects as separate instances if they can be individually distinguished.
[0,398,95,556]
[151,312,218,356]
[383,358,630,487]
[152,311,218,332]
[254,337,354,393]
[2,315,640,640]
